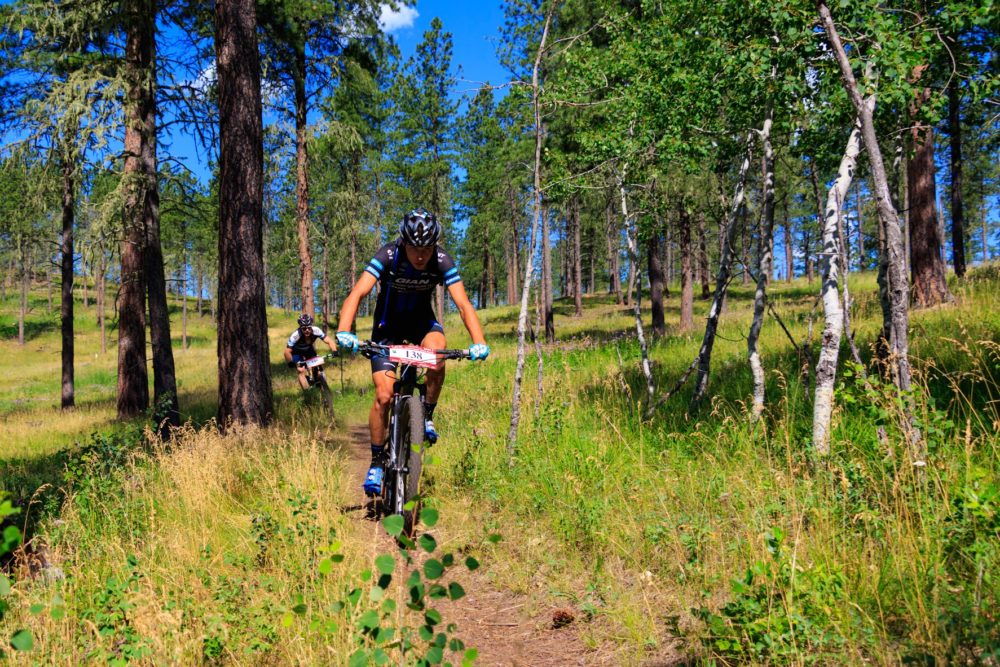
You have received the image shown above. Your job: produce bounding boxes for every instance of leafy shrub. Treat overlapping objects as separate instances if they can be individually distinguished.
[695,527,846,664]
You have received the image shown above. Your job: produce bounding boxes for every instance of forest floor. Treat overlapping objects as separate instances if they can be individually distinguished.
[2,267,999,664]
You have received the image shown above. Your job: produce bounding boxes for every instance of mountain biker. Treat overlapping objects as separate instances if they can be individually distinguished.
[336,208,490,495]
[284,313,336,391]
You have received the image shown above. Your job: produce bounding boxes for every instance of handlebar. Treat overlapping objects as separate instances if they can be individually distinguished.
[357,341,471,361]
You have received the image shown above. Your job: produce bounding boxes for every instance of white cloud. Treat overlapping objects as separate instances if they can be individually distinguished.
[379,4,418,32]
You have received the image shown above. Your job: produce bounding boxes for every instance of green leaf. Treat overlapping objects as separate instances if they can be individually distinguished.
[425,608,442,625]
[358,610,380,630]
[418,534,438,553]
[29,603,44,615]
[448,582,466,600]
[375,554,395,575]
[318,558,334,575]
[462,648,479,666]
[348,649,368,667]
[10,629,33,651]
[465,556,480,572]
[424,559,444,579]
[487,533,502,544]
[420,507,439,527]
[383,515,404,537]
[0,575,10,596]
[426,645,444,664]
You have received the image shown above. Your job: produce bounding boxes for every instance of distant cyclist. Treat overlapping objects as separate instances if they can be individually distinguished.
[336,208,490,495]
[284,313,336,391]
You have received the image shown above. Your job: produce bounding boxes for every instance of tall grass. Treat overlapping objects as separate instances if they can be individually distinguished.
[2,268,999,664]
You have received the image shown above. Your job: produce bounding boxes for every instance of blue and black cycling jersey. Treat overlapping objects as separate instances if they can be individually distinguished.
[286,326,326,360]
[364,241,462,342]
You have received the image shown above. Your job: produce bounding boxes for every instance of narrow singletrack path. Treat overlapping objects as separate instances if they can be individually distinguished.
[340,424,604,666]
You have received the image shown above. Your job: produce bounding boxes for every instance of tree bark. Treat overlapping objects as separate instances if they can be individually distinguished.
[784,194,794,282]
[117,0,152,419]
[749,109,775,420]
[819,0,914,402]
[619,164,655,406]
[18,238,27,346]
[855,180,865,270]
[127,0,179,430]
[678,205,694,332]
[948,80,966,278]
[572,197,583,316]
[908,71,952,307]
[542,204,554,342]
[508,3,553,459]
[697,212,710,298]
[98,254,107,354]
[648,232,666,337]
[216,0,273,427]
[606,200,622,303]
[60,139,75,409]
[691,133,754,410]
[813,119,865,453]
[294,46,314,317]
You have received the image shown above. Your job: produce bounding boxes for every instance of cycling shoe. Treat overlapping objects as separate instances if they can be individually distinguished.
[363,464,384,496]
[424,419,438,444]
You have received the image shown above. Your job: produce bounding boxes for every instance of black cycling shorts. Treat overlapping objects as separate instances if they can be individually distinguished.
[370,320,445,374]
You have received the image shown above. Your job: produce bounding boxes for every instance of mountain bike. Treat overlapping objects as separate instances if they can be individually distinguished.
[297,352,336,411]
[359,341,470,537]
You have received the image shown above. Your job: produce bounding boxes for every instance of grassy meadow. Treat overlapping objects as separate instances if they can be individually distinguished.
[1,268,999,665]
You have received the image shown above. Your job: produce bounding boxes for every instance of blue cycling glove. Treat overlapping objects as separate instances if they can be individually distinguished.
[336,331,359,352]
[469,343,490,361]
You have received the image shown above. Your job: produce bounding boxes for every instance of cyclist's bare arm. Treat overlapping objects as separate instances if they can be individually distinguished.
[447,281,486,345]
[283,347,294,364]
[338,272,378,332]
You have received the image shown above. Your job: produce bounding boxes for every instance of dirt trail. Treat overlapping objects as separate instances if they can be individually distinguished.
[341,424,602,666]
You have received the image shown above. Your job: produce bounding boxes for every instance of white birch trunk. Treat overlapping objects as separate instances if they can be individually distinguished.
[748,108,775,421]
[618,164,655,406]
[691,133,755,410]
[508,4,555,460]
[818,1,914,419]
[812,118,866,454]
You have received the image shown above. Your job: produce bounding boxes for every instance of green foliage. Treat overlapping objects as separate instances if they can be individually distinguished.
[0,493,31,657]
[695,527,847,663]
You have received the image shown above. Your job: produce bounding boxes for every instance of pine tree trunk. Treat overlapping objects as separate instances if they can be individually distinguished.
[813,119,865,453]
[698,212,710,298]
[117,1,152,419]
[784,196,794,282]
[18,238,27,346]
[215,0,273,426]
[748,109,775,420]
[98,256,107,354]
[692,132,755,410]
[856,180,865,270]
[125,0,178,430]
[294,47,314,317]
[679,205,694,332]
[542,205,554,342]
[606,201,622,303]
[908,75,952,307]
[819,0,914,402]
[572,197,583,316]
[60,140,75,409]
[948,80,966,278]
[648,233,666,337]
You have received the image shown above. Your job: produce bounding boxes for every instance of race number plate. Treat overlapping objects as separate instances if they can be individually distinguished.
[388,345,439,369]
[305,356,325,368]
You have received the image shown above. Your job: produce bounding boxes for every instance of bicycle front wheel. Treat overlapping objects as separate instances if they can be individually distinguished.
[397,395,424,537]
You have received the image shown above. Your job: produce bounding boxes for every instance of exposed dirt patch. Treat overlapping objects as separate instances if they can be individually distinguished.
[340,423,611,665]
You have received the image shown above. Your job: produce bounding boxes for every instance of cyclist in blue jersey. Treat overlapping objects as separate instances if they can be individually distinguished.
[336,208,490,495]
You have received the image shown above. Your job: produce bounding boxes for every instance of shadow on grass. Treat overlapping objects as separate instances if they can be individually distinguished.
[0,317,60,342]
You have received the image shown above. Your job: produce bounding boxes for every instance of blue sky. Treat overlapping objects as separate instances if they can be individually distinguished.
[387,1,509,94]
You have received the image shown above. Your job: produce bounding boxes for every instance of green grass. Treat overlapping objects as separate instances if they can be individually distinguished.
[2,269,999,664]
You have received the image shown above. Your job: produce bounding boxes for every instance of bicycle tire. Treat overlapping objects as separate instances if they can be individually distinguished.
[316,372,333,412]
[392,395,424,538]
